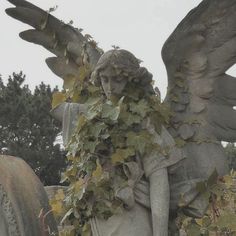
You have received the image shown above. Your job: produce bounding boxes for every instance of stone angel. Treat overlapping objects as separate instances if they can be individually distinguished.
[5,0,236,235]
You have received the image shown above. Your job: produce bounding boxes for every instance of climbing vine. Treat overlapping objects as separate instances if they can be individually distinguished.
[50,47,236,236]
[51,55,171,235]
[177,170,236,236]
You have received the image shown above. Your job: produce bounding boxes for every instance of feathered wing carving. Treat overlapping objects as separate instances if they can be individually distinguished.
[5,0,103,80]
[162,0,236,217]
[163,0,236,143]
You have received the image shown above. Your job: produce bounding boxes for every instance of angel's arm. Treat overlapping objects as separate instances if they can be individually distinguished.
[51,102,87,146]
[149,168,169,236]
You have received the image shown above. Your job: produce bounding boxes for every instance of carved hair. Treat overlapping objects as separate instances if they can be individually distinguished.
[91,49,153,87]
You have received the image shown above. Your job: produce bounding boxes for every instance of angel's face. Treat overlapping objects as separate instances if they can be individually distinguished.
[100,68,127,98]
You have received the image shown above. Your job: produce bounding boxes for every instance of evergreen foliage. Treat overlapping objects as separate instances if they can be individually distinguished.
[0,72,66,185]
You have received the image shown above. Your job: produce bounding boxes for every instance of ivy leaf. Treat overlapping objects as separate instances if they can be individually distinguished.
[89,122,106,138]
[83,140,99,153]
[84,97,102,120]
[101,97,124,121]
[55,189,65,201]
[185,222,201,236]
[217,213,236,231]
[52,92,66,109]
[59,227,76,236]
[126,131,152,155]
[74,116,87,135]
[64,75,76,90]
[174,138,186,148]
[111,148,135,164]
[120,111,142,126]
[74,179,86,200]
[84,96,101,106]
[92,160,103,184]
[51,200,63,216]
[78,65,91,82]
[102,102,120,121]
[82,223,92,236]
[129,99,151,118]
[223,174,234,189]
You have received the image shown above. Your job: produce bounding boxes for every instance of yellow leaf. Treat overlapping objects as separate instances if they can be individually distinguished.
[52,92,66,109]
[78,65,91,82]
[223,175,233,188]
[55,189,65,201]
[195,218,203,226]
[63,75,77,90]
[59,226,76,236]
[92,161,103,179]
[111,148,135,165]
[51,201,63,215]
[82,223,91,236]
[74,179,84,192]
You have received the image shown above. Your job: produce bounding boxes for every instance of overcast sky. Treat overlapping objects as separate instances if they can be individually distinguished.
[1,0,203,97]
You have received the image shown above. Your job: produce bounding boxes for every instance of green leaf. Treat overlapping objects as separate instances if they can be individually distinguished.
[52,92,66,109]
[119,111,142,126]
[89,122,106,138]
[84,100,102,120]
[174,138,186,147]
[83,140,99,153]
[111,148,135,164]
[129,99,151,118]
[217,213,236,231]
[185,222,201,236]
[63,75,76,90]
[76,115,87,133]
[101,102,120,121]
[92,160,103,180]
[126,131,152,155]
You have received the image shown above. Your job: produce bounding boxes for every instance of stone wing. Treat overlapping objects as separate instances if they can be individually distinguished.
[162,0,236,143]
[6,0,103,80]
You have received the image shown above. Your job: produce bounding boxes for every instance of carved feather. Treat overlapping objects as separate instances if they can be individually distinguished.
[163,0,236,142]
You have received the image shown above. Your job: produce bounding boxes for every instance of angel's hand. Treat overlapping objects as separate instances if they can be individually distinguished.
[6,0,103,80]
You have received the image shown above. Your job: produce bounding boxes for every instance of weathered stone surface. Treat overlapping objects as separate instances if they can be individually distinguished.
[179,124,195,140]
[5,0,236,235]
[0,155,58,236]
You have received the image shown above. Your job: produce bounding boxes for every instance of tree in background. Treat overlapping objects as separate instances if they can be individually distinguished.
[0,72,66,185]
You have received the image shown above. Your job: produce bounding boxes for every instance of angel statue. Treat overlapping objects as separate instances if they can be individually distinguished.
[5,0,236,235]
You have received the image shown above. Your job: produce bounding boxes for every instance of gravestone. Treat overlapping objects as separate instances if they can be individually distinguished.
[0,155,58,236]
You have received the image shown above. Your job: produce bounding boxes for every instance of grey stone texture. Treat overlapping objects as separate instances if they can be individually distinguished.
[0,155,58,236]
[5,0,236,235]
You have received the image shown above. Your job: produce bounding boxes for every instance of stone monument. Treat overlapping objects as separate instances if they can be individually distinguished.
[5,0,236,235]
[0,155,58,236]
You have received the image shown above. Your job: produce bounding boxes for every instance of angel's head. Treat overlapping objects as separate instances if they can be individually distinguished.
[91,49,153,98]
